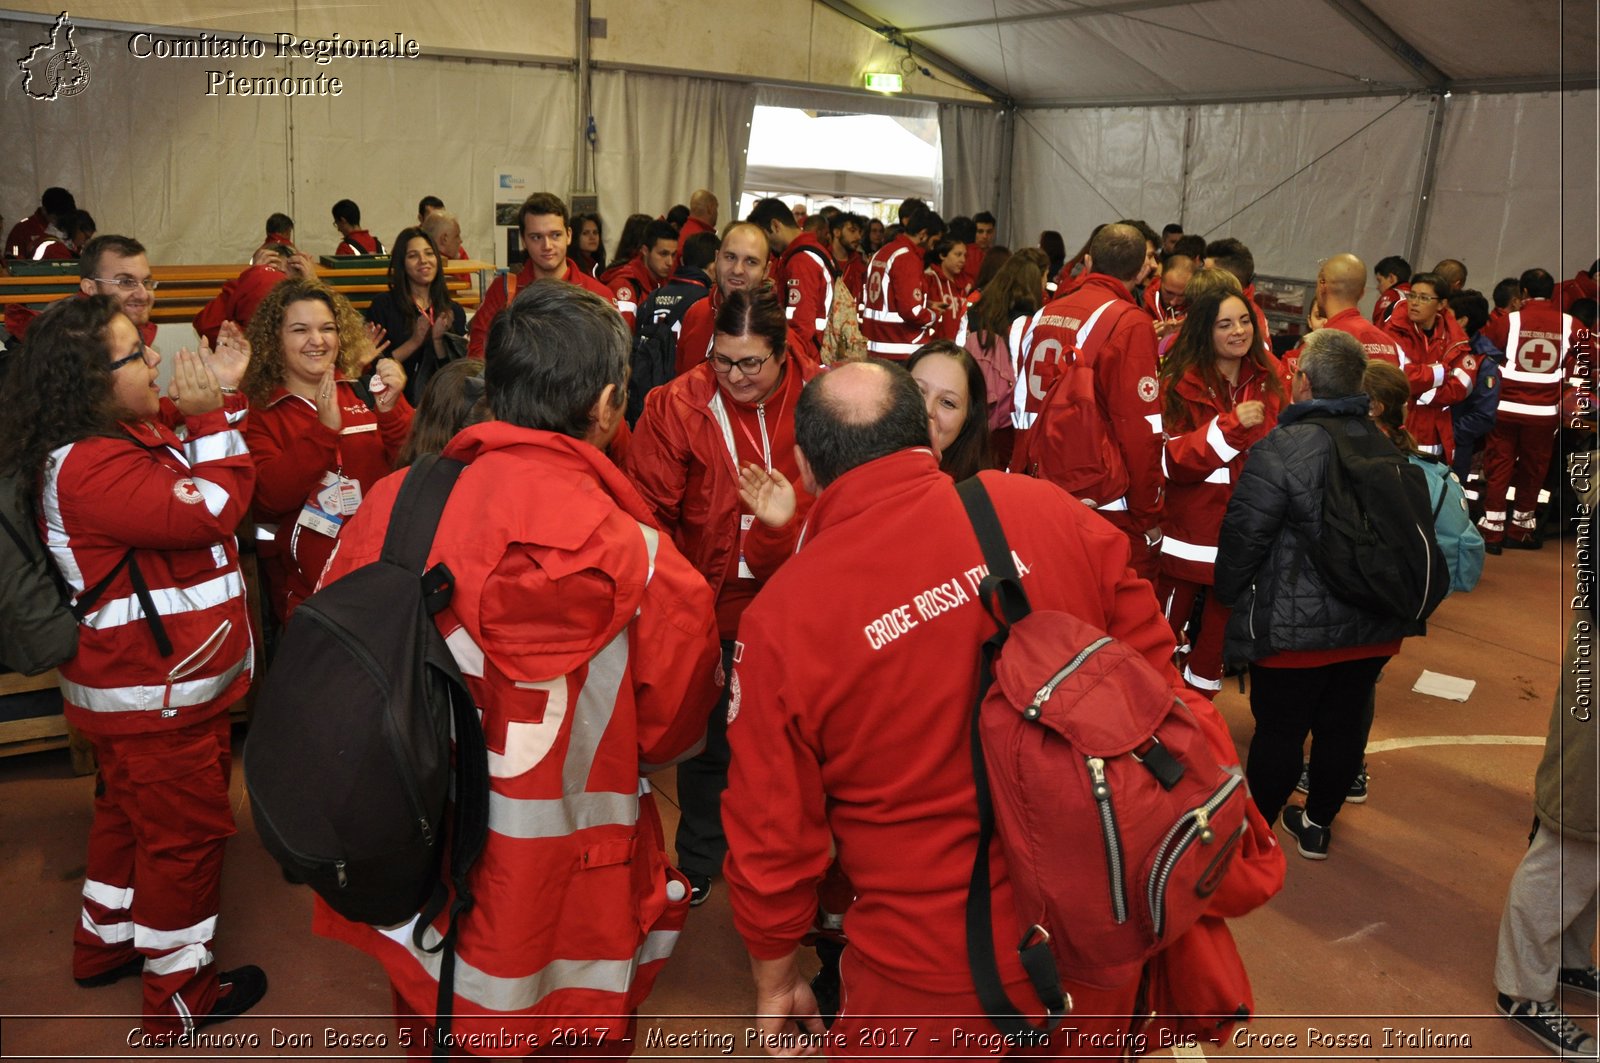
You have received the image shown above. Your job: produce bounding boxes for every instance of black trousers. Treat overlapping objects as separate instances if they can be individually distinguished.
[674,640,735,881]
[1245,655,1389,829]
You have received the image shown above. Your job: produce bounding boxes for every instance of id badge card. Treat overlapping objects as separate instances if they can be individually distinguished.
[737,513,756,580]
[295,471,346,538]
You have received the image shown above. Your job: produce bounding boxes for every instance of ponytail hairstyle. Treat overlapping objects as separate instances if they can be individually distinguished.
[1362,359,1418,454]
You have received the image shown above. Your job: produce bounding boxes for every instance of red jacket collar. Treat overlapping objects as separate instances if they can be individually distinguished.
[444,421,658,527]
[1049,272,1135,309]
[781,230,833,271]
[801,448,944,547]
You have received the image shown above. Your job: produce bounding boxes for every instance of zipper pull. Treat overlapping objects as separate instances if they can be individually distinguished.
[1087,756,1109,798]
[335,860,348,887]
[1195,808,1214,844]
[1025,692,1046,720]
[419,818,433,845]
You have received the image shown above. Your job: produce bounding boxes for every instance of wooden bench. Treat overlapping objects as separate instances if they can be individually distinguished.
[0,258,490,323]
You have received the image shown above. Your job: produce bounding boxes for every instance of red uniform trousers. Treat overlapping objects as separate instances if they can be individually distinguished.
[832,950,1142,1061]
[1479,416,1558,544]
[72,713,235,1034]
[1158,575,1229,697]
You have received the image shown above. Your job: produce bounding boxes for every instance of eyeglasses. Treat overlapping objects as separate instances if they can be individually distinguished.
[1409,293,1439,303]
[92,276,160,292]
[707,352,775,376]
[108,342,147,372]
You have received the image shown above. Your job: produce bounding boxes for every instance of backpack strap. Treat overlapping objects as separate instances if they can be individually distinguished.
[66,549,173,657]
[376,455,483,1062]
[955,476,1068,1040]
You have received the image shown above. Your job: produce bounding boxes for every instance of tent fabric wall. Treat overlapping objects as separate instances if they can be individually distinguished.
[1,16,573,266]
[936,104,1006,224]
[1421,90,1600,285]
[1010,106,1186,257]
[1182,95,1431,282]
[1010,95,1431,283]
[590,68,756,229]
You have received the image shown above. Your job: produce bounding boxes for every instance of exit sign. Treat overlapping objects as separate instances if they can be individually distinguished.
[864,72,903,93]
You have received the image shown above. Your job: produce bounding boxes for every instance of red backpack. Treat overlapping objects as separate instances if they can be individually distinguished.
[1010,299,1133,506]
[957,476,1253,1036]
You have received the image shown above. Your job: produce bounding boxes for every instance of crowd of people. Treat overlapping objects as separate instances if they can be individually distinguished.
[1,180,1597,1059]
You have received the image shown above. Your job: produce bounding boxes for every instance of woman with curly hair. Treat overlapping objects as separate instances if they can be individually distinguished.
[1157,277,1286,697]
[0,295,266,1030]
[243,278,410,623]
[363,226,466,406]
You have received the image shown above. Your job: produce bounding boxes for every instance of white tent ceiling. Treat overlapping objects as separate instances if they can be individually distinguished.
[821,0,1597,106]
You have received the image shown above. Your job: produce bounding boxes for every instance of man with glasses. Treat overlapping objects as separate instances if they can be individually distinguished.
[1384,270,1475,463]
[79,234,161,347]
[5,234,162,352]
[626,286,821,908]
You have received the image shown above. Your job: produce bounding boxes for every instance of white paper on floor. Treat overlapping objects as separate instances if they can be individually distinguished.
[1412,670,1476,702]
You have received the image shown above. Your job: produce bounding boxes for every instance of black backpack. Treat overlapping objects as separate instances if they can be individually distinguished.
[628,279,709,425]
[0,472,171,676]
[1302,416,1450,623]
[245,455,488,1058]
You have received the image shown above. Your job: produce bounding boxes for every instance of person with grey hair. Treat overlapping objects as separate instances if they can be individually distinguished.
[312,280,721,1053]
[1215,328,1427,860]
[419,208,463,261]
[721,360,1245,1051]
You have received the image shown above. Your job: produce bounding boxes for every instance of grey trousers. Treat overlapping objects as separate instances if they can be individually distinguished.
[1494,820,1600,1002]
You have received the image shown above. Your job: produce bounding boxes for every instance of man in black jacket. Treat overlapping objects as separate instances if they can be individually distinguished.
[1215,329,1425,860]
[627,230,719,424]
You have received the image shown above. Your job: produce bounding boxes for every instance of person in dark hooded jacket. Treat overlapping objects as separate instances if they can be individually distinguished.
[1215,328,1426,861]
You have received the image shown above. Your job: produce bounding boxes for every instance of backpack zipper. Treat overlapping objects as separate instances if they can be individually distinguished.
[301,606,436,848]
[1247,582,1258,638]
[1085,756,1128,924]
[1146,773,1244,938]
[1412,521,1432,620]
[1026,637,1114,719]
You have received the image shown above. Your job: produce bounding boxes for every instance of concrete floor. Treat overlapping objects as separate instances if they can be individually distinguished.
[0,535,1590,1061]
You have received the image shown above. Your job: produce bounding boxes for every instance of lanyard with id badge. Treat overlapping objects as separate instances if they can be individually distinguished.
[294,442,362,542]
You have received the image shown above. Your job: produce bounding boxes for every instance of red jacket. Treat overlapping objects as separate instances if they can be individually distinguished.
[925,266,965,342]
[245,381,413,621]
[775,231,835,360]
[1142,282,1185,324]
[602,253,665,332]
[5,208,50,260]
[672,216,715,269]
[43,398,255,736]
[7,299,158,347]
[625,359,820,639]
[674,290,721,379]
[1159,359,1283,585]
[861,234,936,360]
[192,263,285,345]
[335,229,382,256]
[956,243,985,293]
[313,422,720,1045]
[30,237,74,260]
[1326,307,1402,364]
[1558,270,1598,313]
[1482,298,1586,423]
[1015,273,1165,529]
[1372,282,1410,326]
[1384,310,1473,458]
[723,451,1231,996]
[468,259,616,358]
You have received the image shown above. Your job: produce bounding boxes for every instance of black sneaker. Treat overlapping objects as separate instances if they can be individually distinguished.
[1504,536,1542,551]
[198,966,267,1027]
[1281,806,1330,860]
[1497,993,1598,1057]
[75,956,143,988]
[686,876,711,907]
[1560,965,1600,1000]
[1345,766,1369,804]
[1294,762,1310,795]
[1484,541,1504,556]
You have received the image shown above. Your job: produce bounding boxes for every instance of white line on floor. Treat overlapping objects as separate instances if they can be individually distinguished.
[1365,734,1545,753]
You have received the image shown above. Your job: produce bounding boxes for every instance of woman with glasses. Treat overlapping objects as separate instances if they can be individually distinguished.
[0,295,266,1031]
[624,285,821,906]
[243,279,410,624]
[363,226,465,406]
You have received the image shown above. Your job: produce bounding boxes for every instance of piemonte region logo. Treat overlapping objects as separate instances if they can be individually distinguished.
[18,11,91,100]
